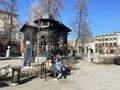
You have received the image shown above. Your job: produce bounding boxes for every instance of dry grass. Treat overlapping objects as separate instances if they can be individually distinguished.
[93,54,118,64]
[62,58,76,70]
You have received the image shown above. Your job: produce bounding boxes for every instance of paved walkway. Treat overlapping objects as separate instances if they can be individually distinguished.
[0,58,120,90]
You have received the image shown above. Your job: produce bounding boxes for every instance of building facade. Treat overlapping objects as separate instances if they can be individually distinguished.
[0,10,21,54]
[0,10,18,38]
[94,32,120,54]
[68,32,120,54]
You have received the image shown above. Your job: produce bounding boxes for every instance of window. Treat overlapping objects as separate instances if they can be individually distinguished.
[42,22,48,26]
[106,38,108,41]
[106,43,108,46]
[114,43,116,46]
[113,37,116,40]
[109,37,112,41]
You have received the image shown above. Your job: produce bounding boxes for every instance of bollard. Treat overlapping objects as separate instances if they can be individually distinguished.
[6,46,10,59]
[87,46,91,62]
[11,66,21,85]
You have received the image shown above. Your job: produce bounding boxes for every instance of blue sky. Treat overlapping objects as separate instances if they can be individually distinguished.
[17,0,120,40]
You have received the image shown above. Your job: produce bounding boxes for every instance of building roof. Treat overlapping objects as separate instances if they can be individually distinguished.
[34,14,71,32]
[20,24,38,32]
[21,12,72,33]
[20,23,71,33]
[94,32,120,38]
[34,18,59,25]
[0,10,18,17]
[34,18,71,32]
[49,23,72,32]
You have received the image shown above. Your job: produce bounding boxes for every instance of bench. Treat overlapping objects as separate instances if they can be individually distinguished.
[40,62,55,81]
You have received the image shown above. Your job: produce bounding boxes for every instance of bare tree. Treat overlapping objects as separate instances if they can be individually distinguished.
[27,0,65,24]
[0,0,17,13]
[72,0,92,52]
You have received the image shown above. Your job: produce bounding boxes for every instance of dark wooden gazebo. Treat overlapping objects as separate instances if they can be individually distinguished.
[20,14,71,62]
[34,14,71,56]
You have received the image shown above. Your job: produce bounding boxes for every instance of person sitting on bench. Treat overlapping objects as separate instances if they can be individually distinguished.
[45,58,57,78]
[54,55,63,79]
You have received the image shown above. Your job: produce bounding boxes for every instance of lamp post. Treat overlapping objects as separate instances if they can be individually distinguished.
[7,0,13,58]
[6,46,10,59]
[87,46,91,62]
[9,0,12,46]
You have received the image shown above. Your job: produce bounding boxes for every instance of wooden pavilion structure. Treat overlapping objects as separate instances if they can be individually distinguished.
[20,14,71,63]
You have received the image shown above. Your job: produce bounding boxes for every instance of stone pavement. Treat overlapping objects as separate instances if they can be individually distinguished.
[0,57,23,66]
[1,58,120,90]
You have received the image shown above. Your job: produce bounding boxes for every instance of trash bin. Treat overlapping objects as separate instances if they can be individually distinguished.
[11,66,21,85]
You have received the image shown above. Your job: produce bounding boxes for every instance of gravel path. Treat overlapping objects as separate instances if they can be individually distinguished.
[0,59,120,90]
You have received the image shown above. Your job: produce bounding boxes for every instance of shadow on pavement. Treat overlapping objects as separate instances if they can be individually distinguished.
[0,82,9,88]
[19,76,37,84]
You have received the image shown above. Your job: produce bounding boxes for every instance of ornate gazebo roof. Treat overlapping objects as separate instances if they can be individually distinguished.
[20,24,38,32]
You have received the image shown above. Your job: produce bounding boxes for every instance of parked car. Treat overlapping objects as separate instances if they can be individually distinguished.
[114,56,120,65]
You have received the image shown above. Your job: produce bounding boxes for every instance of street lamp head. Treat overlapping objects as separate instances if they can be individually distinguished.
[8,46,10,49]
[26,40,30,48]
